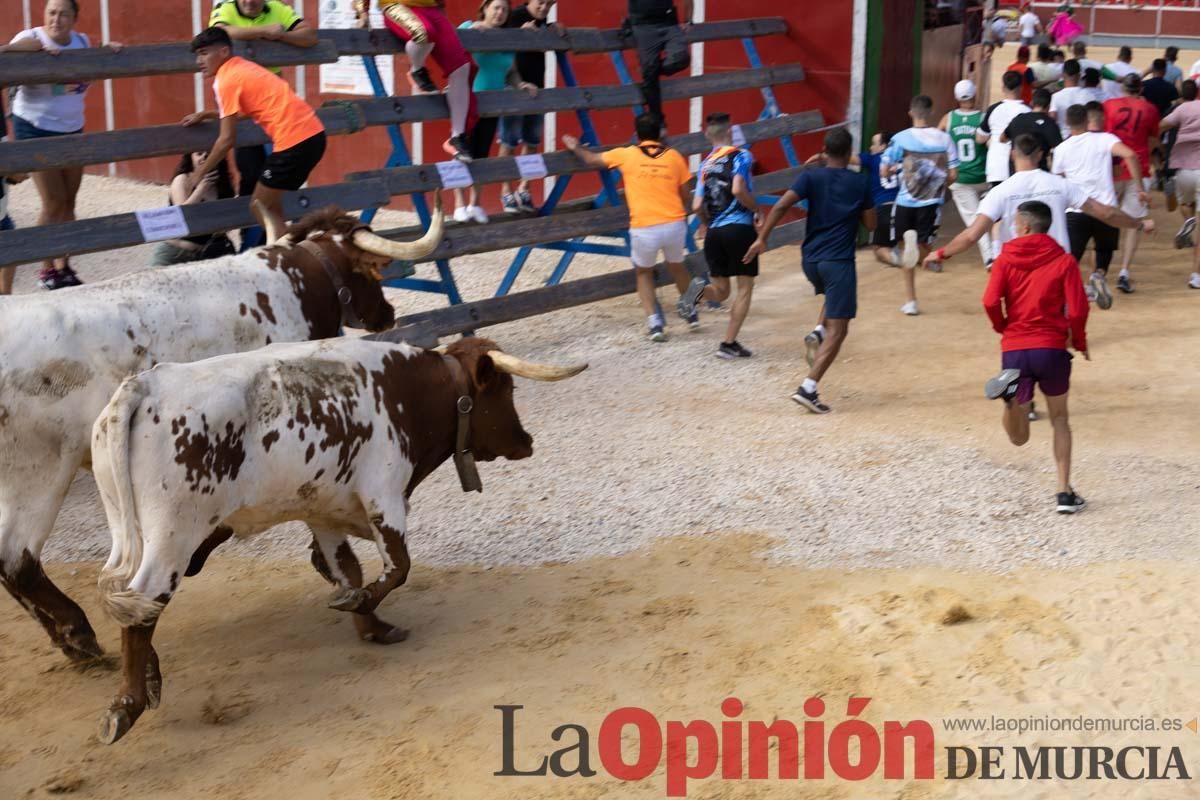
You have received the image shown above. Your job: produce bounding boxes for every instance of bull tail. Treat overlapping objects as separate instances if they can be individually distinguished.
[96,378,164,626]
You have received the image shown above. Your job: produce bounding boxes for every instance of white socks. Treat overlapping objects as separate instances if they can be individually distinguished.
[814,323,827,337]
[648,313,664,329]
[801,378,818,393]
[446,64,471,136]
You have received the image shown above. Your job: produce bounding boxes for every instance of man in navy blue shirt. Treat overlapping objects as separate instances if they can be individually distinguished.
[745,127,876,414]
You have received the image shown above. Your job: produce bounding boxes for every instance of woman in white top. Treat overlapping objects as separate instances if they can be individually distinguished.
[6,0,121,290]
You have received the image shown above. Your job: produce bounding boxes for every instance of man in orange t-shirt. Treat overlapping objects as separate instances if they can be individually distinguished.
[1006,45,1036,105]
[1103,73,1160,293]
[563,113,695,342]
[183,26,327,244]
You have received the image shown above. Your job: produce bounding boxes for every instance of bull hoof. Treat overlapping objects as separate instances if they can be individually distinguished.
[328,587,370,613]
[361,623,409,645]
[98,703,135,745]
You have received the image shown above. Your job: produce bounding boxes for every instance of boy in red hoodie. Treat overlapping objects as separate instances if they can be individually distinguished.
[983,200,1090,514]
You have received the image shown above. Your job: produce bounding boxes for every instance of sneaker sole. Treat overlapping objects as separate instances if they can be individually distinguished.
[1056,501,1086,514]
[1090,275,1113,310]
[804,334,821,368]
[901,230,920,269]
[715,350,736,360]
[790,393,830,414]
[1117,281,1133,294]
[649,333,667,343]
[985,368,1022,400]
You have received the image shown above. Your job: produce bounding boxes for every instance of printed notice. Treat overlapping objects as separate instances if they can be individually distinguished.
[436,160,474,189]
[135,206,189,242]
[731,125,747,148]
[515,154,548,180]
[318,0,394,95]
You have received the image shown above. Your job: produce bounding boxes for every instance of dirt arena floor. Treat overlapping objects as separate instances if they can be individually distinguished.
[2,108,1199,797]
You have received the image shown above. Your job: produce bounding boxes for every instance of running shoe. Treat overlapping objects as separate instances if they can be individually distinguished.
[1190,272,1200,289]
[408,67,438,94]
[677,276,706,320]
[716,341,753,359]
[468,205,489,224]
[1174,216,1195,249]
[517,190,535,211]
[985,367,1021,401]
[502,193,521,214]
[648,325,667,343]
[1055,489,1086,514]
[687,311,701,330]
[791,385,831,414]
[444,135,473,163]
[57,266,83,287]
[901,229,920,269]
[900,300,920,316]
[1117,273,1133,294]
[804,328,824,367]
[1089,271,1112,310]
[453,206,470,223]
[37,268,62,290]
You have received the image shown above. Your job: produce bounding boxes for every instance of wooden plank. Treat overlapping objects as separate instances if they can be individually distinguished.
[349,112,823,196]
[0,40,339,87]
[369,219,806,344]
[0,64,807,174]
[0,180,391,269]
[0,19,788,86]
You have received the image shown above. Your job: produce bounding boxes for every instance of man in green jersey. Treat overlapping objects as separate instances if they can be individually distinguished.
[209,0,318,249]
[939,79,993,268]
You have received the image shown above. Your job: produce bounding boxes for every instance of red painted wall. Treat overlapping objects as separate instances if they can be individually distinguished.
[1,1,853,211]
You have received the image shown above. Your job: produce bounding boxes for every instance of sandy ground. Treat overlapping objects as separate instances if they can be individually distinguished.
[2,121,1199,798]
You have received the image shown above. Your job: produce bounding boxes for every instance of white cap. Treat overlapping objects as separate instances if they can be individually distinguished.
[954,79,977,100]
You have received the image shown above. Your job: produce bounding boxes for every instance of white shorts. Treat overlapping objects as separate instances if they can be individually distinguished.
[630,220,687,268]
[1175,168,1200,207]
[1114,178,1150,218]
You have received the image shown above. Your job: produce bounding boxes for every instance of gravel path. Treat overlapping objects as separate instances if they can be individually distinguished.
[8,174,1199,572]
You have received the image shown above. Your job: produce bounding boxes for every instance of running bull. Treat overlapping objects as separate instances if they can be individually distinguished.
[92,336,586,743]
[0,201,443,665]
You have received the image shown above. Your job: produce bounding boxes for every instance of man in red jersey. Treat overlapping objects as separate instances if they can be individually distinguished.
[983,200,1090,515]
[1104,73,1160,293]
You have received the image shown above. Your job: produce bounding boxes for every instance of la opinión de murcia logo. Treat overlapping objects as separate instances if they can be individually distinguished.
[495,698,1192,797]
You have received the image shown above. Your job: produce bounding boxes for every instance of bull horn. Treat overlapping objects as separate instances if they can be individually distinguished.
[352,192,444,262]
[487,351,588,382]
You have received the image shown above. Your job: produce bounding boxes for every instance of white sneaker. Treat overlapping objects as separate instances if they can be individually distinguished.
[1190,272,1200,289]
[452,206,470,223]
[468,205,489,224]
[901,230,920,269]
[901,301,919,316]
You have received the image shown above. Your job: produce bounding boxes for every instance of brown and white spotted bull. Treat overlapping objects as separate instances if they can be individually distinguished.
[0,200,443,665]
[90,336,586,743]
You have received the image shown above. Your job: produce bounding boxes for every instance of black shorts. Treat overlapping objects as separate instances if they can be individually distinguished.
[1066,211,1119,256]
[703,223,759,277]
[802,260,857,319]
[259,131,327,191]
[872,202,896,247]
[892,204,941,245]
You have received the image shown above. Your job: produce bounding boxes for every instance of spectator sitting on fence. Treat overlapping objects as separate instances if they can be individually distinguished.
[210,0,319,251]
[499,0,556,213]
[6,0,122,290]
[360,0,478,163]
[624,0,693,131]
[563,112,696,342]
[149,152,238,267]
[677,112,760,360]
[182,26,327,248]
[454,0,539,224]
[0,87,31,296]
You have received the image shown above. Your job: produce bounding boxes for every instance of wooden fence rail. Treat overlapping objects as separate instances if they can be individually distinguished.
[0,19,787,86]
[0,64,806,174]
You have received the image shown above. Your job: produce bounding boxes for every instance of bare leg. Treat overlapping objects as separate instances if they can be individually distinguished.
[453,187,467,216]
[0,265,15,294]
[498,142,515,197]
[250,184,286,244]
[873,246,898,267]
[1043,392,1072,494]
[32,169,68,274]
[666,260,690,295]
[636,266,660,318]
[1119,227,1141,274]
[1002,399,1031,446]
[724,276,754,343]
[808,318,849,382]
[903,245,929,305]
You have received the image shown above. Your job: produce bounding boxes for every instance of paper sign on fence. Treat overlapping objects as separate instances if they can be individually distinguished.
[731,125,747,148]
[135,206,189,242]
[436,160,474,189]
[515,154,548,180]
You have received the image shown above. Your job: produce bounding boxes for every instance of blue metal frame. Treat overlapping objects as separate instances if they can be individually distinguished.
[359,55,465,306]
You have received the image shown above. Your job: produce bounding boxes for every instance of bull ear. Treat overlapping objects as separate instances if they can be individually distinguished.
[474,353,497,390]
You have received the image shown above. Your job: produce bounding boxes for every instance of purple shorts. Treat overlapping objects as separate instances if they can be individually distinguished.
[1001,348,1073,405]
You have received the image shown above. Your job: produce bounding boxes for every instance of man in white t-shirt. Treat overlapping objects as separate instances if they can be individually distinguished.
[979,70,1032,184]
[1018,8,1041,45]
[1072,41,1103,77]
[1049,60,1103,139]
[925,133,1152,270]
[1104,46,1138,99]
[1053,103,1146,309]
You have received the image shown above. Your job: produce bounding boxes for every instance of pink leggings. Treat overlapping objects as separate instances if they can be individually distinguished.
[384,4,479,134]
